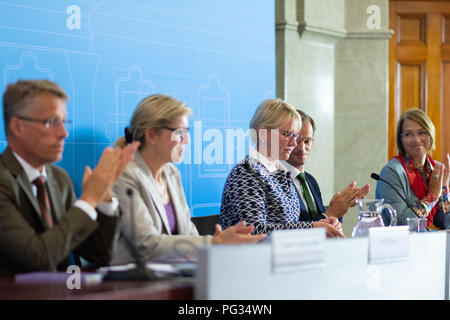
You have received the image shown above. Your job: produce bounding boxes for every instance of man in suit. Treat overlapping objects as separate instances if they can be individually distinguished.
[0,79,139,274]
[282,110,370,222]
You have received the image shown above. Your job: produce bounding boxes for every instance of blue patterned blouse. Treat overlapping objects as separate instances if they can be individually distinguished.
[219,155,313,235]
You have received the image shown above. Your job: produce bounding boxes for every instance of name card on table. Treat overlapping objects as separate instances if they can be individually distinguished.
[368,226,409,264]
[271,228,326,274]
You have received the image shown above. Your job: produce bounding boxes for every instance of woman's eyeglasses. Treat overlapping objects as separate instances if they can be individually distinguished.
[402,130,428,139]
[162,126,190,142]
[278,129,302,142]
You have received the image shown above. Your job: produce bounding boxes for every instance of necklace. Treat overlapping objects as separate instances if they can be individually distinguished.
[156,176,168,200]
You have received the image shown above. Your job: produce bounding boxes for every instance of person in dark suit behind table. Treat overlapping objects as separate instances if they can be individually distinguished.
[282,110,370,222]
[0,79,139,274]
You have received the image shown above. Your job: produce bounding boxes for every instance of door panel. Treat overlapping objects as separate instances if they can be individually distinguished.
[389,1,450,161]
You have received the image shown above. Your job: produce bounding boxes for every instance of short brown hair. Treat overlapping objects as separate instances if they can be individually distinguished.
[296,109,316,133]
[396,108,435,156]
[2,79,68,137]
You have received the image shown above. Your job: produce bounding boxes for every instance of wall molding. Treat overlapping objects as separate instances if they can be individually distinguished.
[277,20,393,39]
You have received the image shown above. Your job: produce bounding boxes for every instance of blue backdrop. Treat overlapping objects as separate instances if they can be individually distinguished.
[0,0,275,217]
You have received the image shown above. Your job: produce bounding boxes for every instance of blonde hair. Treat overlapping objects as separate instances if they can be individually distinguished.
[250,98,301,130]
[249,98,301,144]
[115,94,192,149]
[396,108,435,156]
[2,79,68,137]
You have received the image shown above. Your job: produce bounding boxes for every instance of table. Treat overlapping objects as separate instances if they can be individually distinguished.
[0,274,194,300]
[197,230,449,299]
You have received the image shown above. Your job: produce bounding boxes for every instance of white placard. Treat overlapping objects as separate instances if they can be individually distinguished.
[271,228,326,274]
[368,226,409,264]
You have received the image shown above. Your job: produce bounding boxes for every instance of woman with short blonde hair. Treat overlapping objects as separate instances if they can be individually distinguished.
[220,98,344,238]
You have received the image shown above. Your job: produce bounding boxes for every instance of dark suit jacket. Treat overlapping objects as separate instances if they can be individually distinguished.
[297,172,327,221]
[0,147,120,274]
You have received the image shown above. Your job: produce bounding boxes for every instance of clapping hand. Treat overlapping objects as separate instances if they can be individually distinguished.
[326,182,359,219]
[429,163,445,198]
[80,141,140,207]
[355,184,371,203]
[443,153,450,189]
[326,182,371,219]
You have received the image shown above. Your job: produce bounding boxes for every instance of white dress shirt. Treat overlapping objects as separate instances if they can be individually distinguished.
[248,148,289,173]
[281,160,318,213]
[12,151,118,220]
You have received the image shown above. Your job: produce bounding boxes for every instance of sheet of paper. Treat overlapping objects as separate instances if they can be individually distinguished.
[271,228,326,274]
[368,226,409,264]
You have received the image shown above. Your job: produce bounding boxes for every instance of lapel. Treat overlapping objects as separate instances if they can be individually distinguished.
[296,186,308,212]
[164,165,187,235]
[290,176,310,219]
[1,147,44,225]
[135,152,171,234]
[45,165,65,223]
[298,197,311,220]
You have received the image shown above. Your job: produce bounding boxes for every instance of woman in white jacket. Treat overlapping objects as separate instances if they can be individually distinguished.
[111,94,265,265]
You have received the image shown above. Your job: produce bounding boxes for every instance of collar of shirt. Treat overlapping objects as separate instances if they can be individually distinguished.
[11,151,108,221]
[249,148,288,173]
[280,160,304,177]
[12,151,48,183]
[404,156,434,176]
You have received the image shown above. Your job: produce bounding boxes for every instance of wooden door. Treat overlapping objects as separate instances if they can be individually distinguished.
[389,0,450,162]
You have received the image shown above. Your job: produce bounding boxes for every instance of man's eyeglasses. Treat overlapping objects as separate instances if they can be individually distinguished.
[162,126,190,142]
[17,116,72,129]
[278,129,302,142]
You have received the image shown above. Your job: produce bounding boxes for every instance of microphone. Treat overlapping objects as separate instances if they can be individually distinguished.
[104,188,156,281]
[370,173,429,231]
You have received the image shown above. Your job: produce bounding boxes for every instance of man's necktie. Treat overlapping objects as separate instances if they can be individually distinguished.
[297,172,317,219]
[33,176,53,228]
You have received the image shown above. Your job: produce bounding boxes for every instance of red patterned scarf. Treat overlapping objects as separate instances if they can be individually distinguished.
[394,155,437,227]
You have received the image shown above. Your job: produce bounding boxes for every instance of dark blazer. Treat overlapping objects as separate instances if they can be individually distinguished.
[297,172,327,221]
[0,147,120,274]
